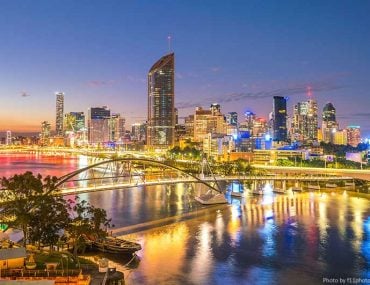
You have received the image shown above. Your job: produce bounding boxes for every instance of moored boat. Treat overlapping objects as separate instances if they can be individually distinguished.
[307,184,320,190]
[273,188,285,194]
[292,186,303,192]
[92,236,142,254]
[325,183,337,188]
[230,191,244,198]
[195,191,227,205]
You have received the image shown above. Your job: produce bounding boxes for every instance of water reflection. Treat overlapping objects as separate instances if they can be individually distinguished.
[2,153,368,284]
[91,188,369,285]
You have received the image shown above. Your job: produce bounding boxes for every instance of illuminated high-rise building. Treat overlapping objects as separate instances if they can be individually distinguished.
[64,112,85,132]
[147,53,175,148]
[333,129,348,145]
[272,96,287,142]
[65,112,87,146]
[6,131,12,145]
[225,112,238,127]
[55,92,64,136]
[322,102,338,143]
[306,99,318,142]
[131,123,147,142]
[40,121,51,146]
[292,99,318,143]
[109,113,125,142]
[193,106,226,142]
[88,106,111,145]
[184,115,194,139]
[210,103,221,115]
[322,102,336,124]
[347,126,361,147]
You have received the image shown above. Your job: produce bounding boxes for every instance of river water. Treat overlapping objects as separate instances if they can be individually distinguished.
[1,153,369,285]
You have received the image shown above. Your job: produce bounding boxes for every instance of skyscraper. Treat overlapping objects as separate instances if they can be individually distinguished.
[347,126,361,147]
[193,106,226,142]
[65,112,86,132]
[322,102,336,124]
[292,99,318,143]
[88,106,111,145]
[6,131,12,145]
[226,112,238,126]
[65,112,87,146]
[322,102,338,143]
[40,121,51,146]
[147,53,175,148]
[109,113,125,142]
[55,92,64,136]
[272,96,287,142]
[306,99,318,142]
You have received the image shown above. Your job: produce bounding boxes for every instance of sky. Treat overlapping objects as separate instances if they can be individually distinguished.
[0,0,370,136]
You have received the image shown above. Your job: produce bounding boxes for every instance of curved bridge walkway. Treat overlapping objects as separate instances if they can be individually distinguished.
[56,158,356,196]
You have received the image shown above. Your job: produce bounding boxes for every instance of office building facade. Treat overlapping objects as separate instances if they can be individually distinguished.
[88,106,111,145]
[55,92,64,136]
[272,96,287,142]
[147,53,175,148]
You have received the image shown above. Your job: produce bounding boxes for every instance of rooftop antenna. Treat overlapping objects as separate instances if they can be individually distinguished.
[167,35,172,52]
[307,86,313,98]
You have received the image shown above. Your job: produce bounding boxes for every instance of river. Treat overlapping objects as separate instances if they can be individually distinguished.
[1,153,369,285]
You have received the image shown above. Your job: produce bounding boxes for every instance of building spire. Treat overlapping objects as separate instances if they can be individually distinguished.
[167,35,172,53]
[307,86,313,98]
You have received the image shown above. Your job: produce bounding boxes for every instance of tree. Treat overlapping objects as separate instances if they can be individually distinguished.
[28,194,70,251]
[66,197,112,257]
[0,172,70,249]
[0,172,51,247]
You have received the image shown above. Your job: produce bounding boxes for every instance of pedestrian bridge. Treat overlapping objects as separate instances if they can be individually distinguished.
[55,158,360,195]
[56,157,222,195]
[253,165,370,181]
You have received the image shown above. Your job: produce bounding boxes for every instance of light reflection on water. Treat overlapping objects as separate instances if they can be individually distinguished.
[1,154,369,284]
[101,187,369,285]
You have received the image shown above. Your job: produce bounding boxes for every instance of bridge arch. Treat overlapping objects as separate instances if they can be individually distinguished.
[56,157,221,193]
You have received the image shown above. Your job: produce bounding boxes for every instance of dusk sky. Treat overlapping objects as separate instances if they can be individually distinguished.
[1,0,370,136]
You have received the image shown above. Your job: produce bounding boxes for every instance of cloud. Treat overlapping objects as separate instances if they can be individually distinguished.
[211,66,221,72]
[126,75,145,83]
[337,112,370,121]
[176,81,345,109]
[87,79,117,88]
[176,73,184,79]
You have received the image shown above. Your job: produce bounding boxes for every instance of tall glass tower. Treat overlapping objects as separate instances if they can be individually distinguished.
[147,53,175,148]
[273,96,287,142]
[55,92,64,136]
[322,102,336,127]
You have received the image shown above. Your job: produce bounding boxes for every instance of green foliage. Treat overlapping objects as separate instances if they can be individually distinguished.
[0,172,64,247]
[276,159,295,167]
[28,194,70,250]
[320,142,369,157]
[168,146,201,160]
[0,172,112,257]
[67,196,112,257]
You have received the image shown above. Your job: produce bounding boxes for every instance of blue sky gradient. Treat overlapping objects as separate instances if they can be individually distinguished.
[0,0,369,136]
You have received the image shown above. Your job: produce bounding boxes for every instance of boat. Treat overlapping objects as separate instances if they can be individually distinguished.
[230,191,244,198]
[291,186,303,192]
[273,188,285,194]
[307,184,320,190]
[92,236,142,254]
[251,189,263,195]
[325,183,337,188]
[344,182,355,187]
[195,190,227,205]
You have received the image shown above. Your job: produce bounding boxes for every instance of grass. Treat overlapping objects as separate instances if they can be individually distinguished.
[32,251,96,270]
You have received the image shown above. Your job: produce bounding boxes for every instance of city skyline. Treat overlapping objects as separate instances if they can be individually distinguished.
[1,1,370,135]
